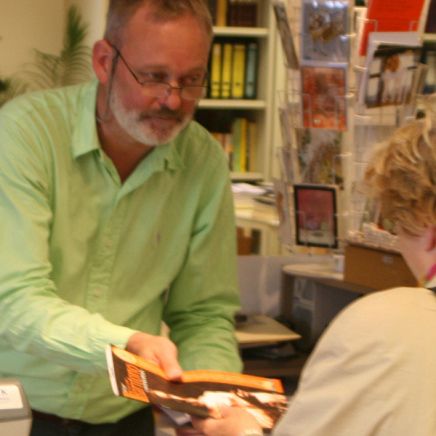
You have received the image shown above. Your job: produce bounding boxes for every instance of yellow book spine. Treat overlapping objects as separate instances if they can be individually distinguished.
[231,43,246,99]
[221,42,233,99]
[215,0,228,26]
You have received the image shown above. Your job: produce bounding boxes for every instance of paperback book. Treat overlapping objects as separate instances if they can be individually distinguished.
[106,345,288,430]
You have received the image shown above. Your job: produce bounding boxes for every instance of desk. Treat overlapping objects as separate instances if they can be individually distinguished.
[280,262,377,324]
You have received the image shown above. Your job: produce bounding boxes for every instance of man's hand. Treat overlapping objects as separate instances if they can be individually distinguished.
[126,332,183,380]
[191,407,263,436]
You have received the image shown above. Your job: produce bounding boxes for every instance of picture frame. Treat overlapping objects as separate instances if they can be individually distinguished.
[293,184,338,248]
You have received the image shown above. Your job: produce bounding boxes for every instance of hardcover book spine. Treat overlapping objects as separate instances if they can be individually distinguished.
[244,41,258,98]
[221,42,233,99]
[231,43,246,98]
[210,42,223,98]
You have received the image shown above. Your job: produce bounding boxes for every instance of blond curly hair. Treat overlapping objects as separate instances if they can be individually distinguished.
[364,108,436,236]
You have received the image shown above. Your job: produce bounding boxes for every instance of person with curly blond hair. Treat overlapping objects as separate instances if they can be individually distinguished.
[191,110,436,436]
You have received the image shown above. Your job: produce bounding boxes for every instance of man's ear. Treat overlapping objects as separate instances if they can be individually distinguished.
[92,39,115,85]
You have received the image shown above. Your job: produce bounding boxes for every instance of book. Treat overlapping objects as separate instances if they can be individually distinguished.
[228,0,259,27]
[301,0,350,62]
[244,41,258,99]
[106,345,288,430]
[210,42,223,98]
[246,120,257,172]
[301,64,347,131]
[358,0,426,56]
[215,0,228,26]
[272,0,299,69]
[231,43,246,98]
[425,0,436,33]
[231,117,248,172]
[207,0,217,26]
[221,42,234,99]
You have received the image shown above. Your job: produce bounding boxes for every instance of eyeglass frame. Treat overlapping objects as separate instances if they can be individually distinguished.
[106,41,208,101]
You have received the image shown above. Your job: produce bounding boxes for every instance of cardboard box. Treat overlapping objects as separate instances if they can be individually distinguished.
[344,243,417,290]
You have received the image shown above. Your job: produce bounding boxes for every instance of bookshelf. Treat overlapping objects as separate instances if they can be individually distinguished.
[197,0,281,181]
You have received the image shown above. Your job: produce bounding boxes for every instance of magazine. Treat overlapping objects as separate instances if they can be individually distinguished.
[106,345,288,430]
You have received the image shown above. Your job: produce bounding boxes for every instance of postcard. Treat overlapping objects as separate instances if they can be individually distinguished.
[301,0,350,62]
[272,0,299,69]
[296,128,344,187]
[293,184,338,248]
[301,64,347,130]
[362,43,422,108]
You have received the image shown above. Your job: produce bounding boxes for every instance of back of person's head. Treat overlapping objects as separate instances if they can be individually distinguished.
[105,0,213,45]
[364,95,436,236]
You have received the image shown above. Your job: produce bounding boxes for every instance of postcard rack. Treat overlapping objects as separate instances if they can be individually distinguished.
[271,0,429,254]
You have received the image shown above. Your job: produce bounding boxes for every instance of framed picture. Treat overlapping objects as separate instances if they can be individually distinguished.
[293,184,338,248]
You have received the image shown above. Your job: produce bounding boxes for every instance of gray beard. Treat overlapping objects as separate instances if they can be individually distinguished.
[109,86,191,146]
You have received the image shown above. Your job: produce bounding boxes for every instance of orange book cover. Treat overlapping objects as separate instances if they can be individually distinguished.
[359,0,426,55]
[106,345,288,430]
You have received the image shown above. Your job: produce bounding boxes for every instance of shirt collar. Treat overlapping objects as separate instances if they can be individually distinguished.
[71,80,101,159]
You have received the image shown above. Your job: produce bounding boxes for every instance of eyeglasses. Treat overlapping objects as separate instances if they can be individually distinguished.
[108,42,207,101]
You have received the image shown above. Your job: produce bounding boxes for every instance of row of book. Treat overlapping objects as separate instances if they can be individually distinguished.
[212,117,256,173]
[208,0,259,27]
[208,40,258,99]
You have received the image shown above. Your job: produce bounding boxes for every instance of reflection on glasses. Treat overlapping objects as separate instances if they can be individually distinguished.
[107,41,207,101]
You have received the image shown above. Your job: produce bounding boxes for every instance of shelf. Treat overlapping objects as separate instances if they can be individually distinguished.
[423,33,436,42]
[213,26,269,38]
[231,171,264,181]
[199,99,267,110]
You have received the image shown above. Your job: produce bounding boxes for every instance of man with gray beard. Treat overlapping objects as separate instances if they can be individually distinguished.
[0,1,241,434]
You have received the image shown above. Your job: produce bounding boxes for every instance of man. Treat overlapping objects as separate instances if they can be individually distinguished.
[0,1,241,434]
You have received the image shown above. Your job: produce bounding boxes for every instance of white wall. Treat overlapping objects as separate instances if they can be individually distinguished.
[67,0,108,47]
[0,0,108,77]
[0,0,66,76]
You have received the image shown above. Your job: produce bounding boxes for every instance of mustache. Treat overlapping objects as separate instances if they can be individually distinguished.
[138,107,184,122]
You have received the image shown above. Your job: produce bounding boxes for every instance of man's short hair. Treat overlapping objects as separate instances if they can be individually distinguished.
[105,0,213,45]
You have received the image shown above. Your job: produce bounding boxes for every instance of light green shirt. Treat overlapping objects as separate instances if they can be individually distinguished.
[0,81,241,423]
